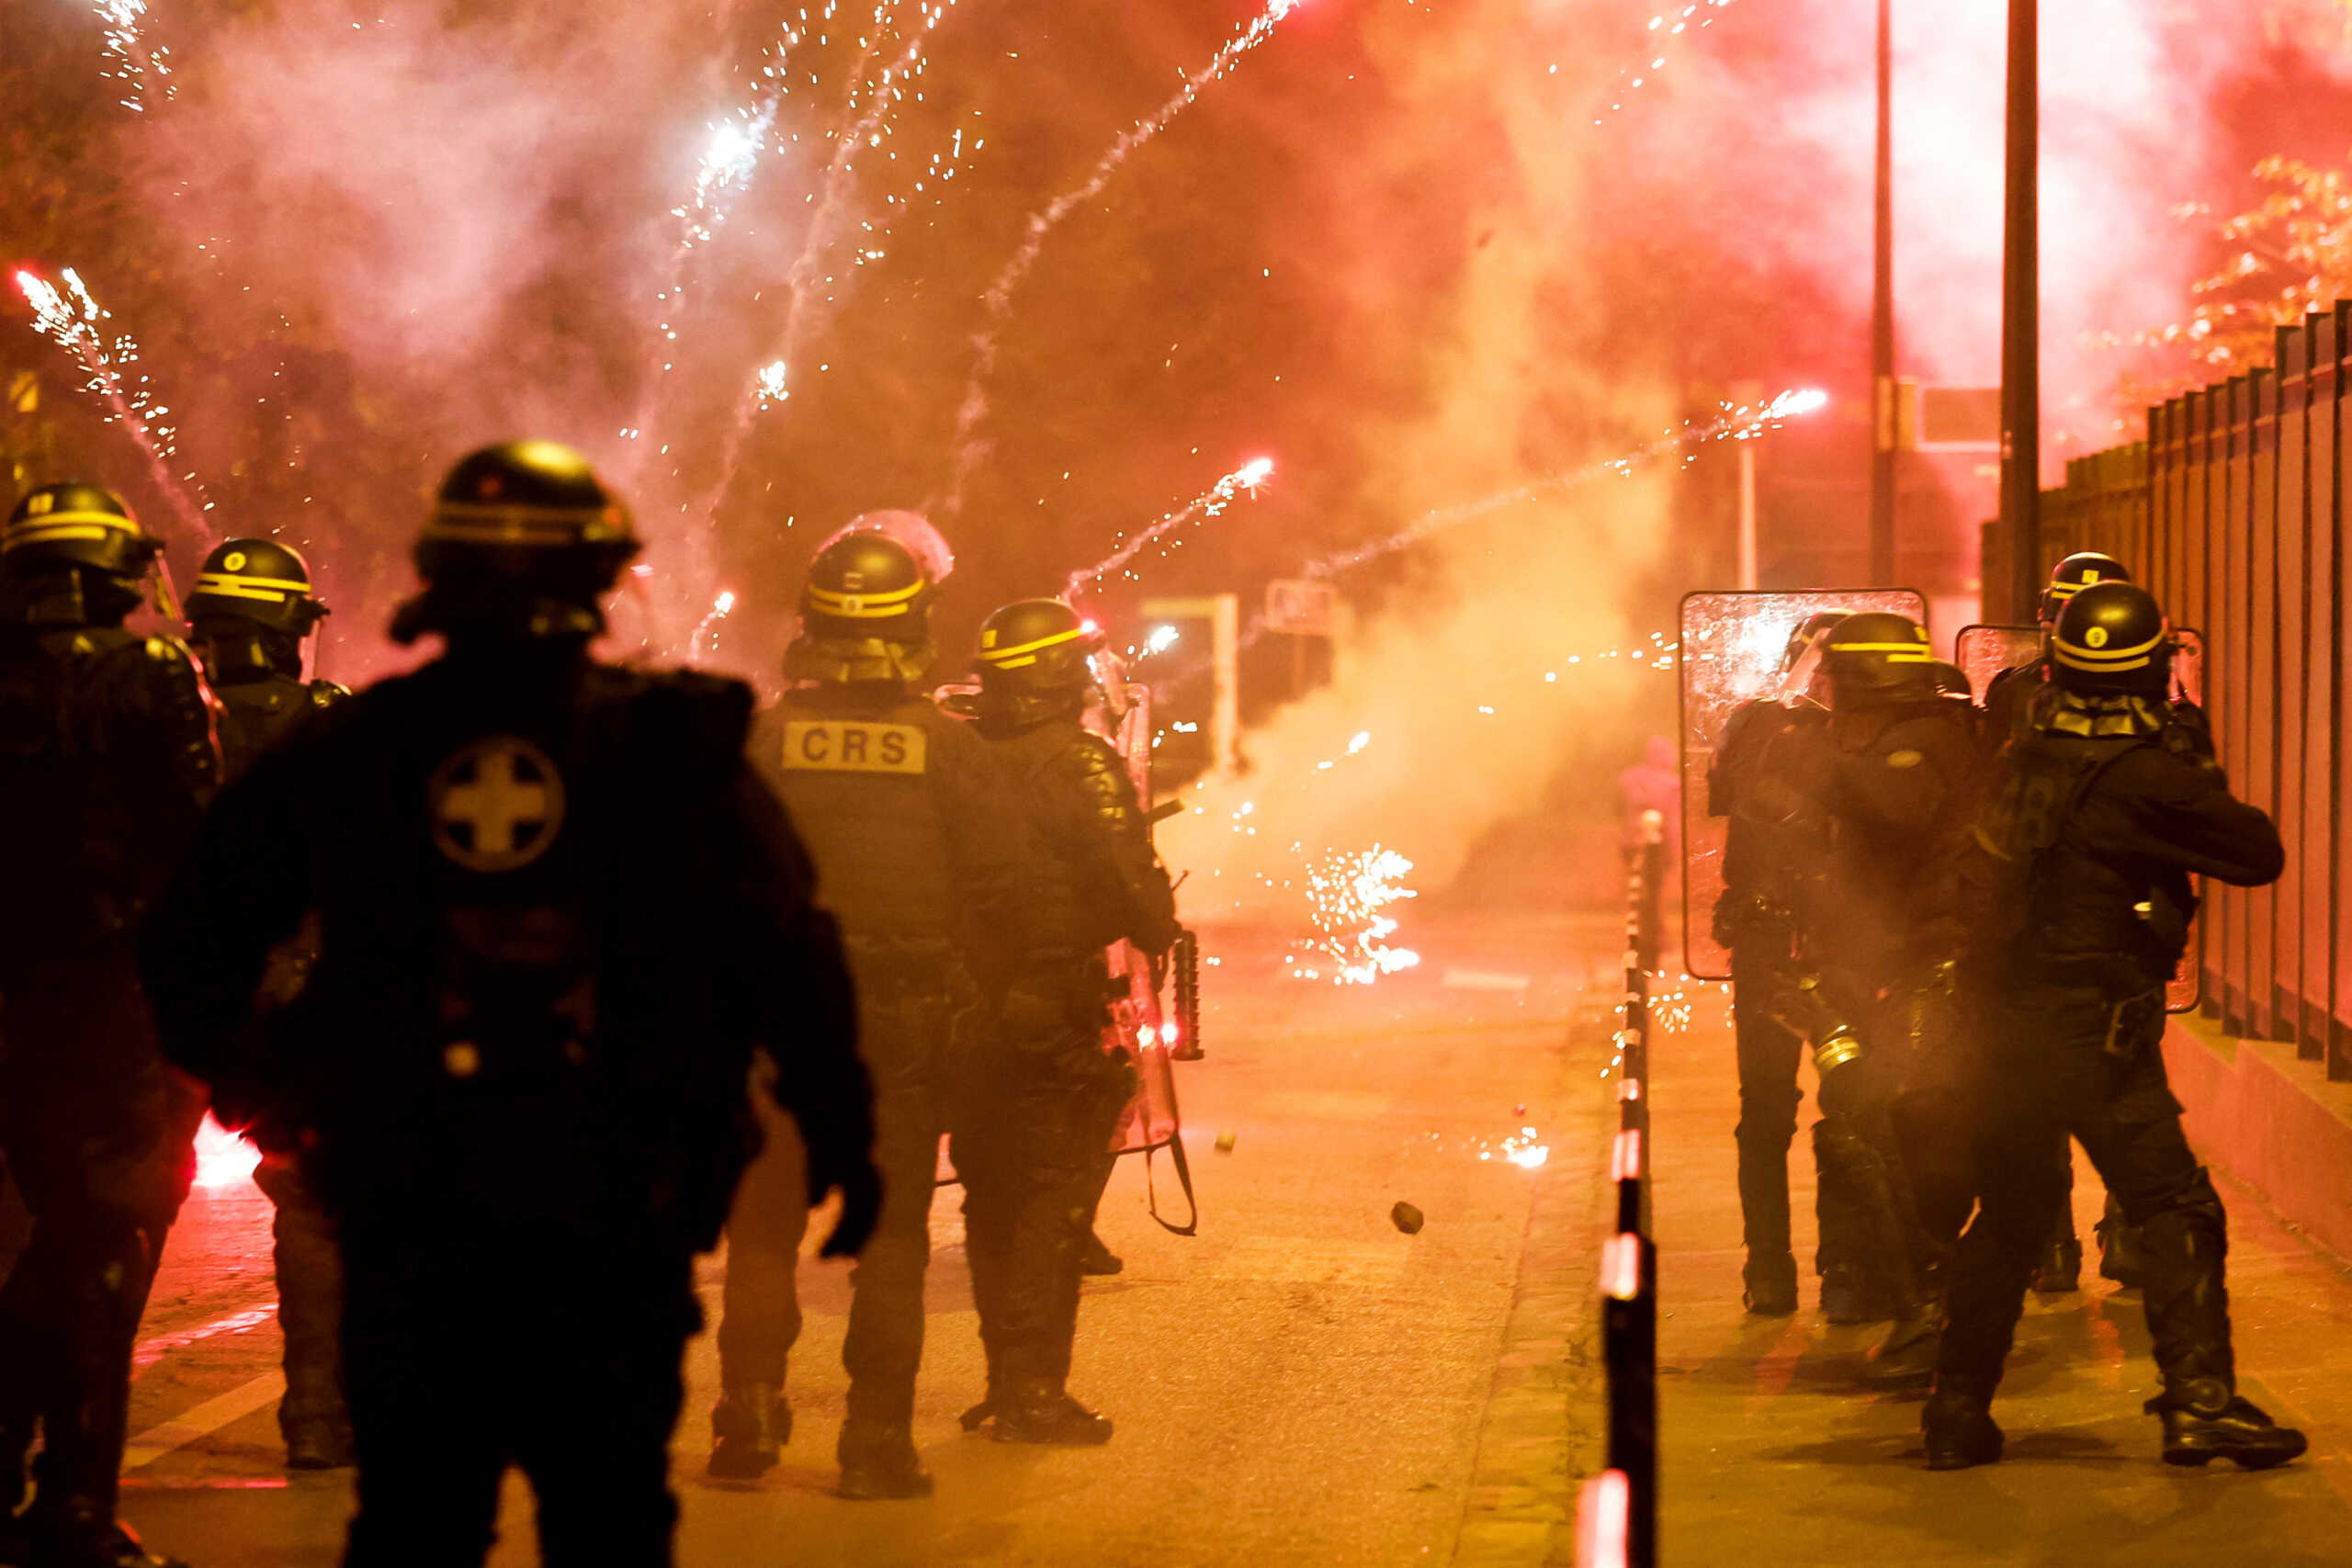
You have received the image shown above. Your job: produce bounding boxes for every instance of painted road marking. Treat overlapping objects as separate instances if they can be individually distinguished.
[123,1372,284,1471]
[132,1303,277,1372]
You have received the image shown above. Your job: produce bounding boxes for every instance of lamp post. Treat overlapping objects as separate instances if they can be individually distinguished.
[1999,0,2040,620]
[1870,0,1896,585]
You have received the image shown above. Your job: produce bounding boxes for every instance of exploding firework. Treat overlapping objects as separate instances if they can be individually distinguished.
[944,0,1308,515]
[92,0,175,112]
[1289,845,1419,986]
[1069,456,1273,596]
[14,266,211,542]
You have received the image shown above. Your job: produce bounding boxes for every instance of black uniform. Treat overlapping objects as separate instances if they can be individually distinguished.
[956,713,1177,1424]
[140,645,872,1565]
[1708,695,1845,1306]
[1801,695,1982,1295]
[1938,694,2279,1412]
[200,651,353,1462]
[0,624,217,1558]
[725,688,1023,1437]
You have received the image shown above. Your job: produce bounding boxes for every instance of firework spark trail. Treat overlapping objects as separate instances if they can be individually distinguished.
[944,0,1307,518]
[693,589,738,656]
[92,0,175,112]
[1299,389,1826,581]
[1593,2,1741,124]
[699,0,967,522]
[15,267,212,543]
[1068,457,1272,597]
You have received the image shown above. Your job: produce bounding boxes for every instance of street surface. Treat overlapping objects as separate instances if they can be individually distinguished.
[1655,984,2352,1567]
[112,913,1617,1567]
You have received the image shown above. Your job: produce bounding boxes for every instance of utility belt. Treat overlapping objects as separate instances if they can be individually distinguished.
[2003,953,2168,1061]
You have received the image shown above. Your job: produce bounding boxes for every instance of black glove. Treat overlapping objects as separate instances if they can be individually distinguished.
[814,1154,884,1258]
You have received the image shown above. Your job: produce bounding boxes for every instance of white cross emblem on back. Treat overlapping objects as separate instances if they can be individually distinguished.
[429,736,565,872]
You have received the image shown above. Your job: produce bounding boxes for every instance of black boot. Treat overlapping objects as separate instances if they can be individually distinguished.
[1819,1264,1889,1325]
[1078,1230,1124,1277]
[707,1382,789,1480]
[2030,1237,2081,1294]
[990,1382,1114,1446]
[2098,1217,2148,1289]
[1743,1252,1798,1317]
[1922,1382,2004,1471]
[281,1415,355,1472]
[23,1510,187,1568]
[2150,1382,2308,1471]
[1862,1311,1939,1387]
[836,1418,933,1500]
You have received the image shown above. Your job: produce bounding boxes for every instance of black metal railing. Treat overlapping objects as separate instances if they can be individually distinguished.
[1578,809,1662,1568]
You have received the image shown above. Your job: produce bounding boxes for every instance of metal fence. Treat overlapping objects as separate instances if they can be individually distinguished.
[1984,300,2352,1078]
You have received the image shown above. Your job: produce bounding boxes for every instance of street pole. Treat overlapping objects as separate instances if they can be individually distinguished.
[1870,0,1896,585]
[1733,379,1762,588]
[2000,0,2041,621]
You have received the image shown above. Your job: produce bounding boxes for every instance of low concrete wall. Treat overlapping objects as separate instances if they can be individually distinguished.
[2165,1015,2352,1263]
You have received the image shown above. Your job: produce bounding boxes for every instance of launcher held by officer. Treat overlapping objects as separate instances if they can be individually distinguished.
[0,482,219,1568]
[138,441,881,1567]
[954,598,1178,1445]
[709,516,1024,1500]
[182,537,356,1472]
[1925,580,2304,1473]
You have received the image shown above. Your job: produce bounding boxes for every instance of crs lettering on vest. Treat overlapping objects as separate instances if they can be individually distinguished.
[780,720,927,774]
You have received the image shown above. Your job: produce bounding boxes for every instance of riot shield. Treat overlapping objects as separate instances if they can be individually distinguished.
[1679,589,1927,979]
[1953,625,2041,702]
[2168,628,2206,1014]
[1097,666,1197,1231]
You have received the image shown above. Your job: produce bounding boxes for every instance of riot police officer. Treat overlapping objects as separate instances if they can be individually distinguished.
[954,599,1177,1444]
[0,482,217,1568]
[711,522,1023,1499]
[182,538,354,1470]
[1708,610,1849,1318]
[1981,552,2139,1296]
[138,442,881,1566]
[1926,581,2304,1472]
[1771,613,1978,1383]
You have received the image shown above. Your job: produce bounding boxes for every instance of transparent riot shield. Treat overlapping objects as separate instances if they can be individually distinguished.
[1953,624,2041,702]
[2168,629,2206,1013]
[1095,660,1196,1232]
[1679,589,1928,979]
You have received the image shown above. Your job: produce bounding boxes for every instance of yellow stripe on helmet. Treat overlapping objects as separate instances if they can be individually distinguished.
[806,581,922,617]
[978,626,1087,666]
[194,572,309,602]
[1830,640,1935,661]
[424,500,632,544]
[2052,627,2165,671]
[1,521,141,551]
[2044,574,2109,602]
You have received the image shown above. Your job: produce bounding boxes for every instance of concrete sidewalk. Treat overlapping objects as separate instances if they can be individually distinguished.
[1653,987,2352,1567]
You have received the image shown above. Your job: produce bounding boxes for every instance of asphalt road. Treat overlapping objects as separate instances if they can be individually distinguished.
[109,913,1616,1567]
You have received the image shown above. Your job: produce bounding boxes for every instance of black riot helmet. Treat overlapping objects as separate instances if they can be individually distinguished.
[784,528,934,685]
[2039,551,2130,627]
[390,441,638,646]
[975,598,1102,729]
[2050,580,2171,697]
[1817,612,1937,708]
[0,481,162,626]
[186,538,328,637]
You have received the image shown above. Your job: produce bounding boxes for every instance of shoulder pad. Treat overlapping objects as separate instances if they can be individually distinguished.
[309,679,351,707]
